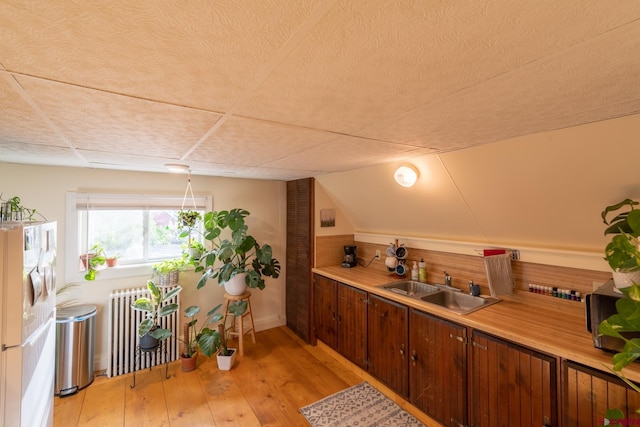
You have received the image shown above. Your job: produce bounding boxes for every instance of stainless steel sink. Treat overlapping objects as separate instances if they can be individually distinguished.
[380,281,440,297]
[420,290,500,315]
[378,281,500,315]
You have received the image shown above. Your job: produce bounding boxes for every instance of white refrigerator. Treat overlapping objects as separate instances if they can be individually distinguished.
[0,222,57,427]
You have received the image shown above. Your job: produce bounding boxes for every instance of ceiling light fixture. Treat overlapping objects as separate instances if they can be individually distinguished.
[394,165,419,187]
[165,163,190,173]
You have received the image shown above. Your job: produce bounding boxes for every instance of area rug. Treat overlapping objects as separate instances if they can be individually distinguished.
[300,382,425,427]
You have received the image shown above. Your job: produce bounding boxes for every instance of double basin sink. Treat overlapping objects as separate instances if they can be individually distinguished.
[378,281,500,315]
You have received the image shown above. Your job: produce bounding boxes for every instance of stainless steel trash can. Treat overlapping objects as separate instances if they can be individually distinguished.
[55,304,97,396]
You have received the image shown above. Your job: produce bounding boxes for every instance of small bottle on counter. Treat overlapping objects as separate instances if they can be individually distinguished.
[411,261,419,281]
[418,258,427,283]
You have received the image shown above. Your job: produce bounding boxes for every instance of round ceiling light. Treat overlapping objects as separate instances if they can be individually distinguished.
[394,165,418,187]
[164,163,190,173]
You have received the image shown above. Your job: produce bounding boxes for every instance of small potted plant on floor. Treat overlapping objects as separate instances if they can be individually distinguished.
[196,209,281,314]
[602,198,640,290]
[216,323,236,371]
[178,304,224,371]
[131,280,182,350]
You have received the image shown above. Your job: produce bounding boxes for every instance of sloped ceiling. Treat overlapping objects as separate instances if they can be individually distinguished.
[1,1,640,180]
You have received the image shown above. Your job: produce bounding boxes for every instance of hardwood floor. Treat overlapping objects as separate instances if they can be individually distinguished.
[54,326,437,426]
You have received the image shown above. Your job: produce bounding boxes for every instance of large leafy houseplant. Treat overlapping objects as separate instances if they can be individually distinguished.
[179,304,224,358]
[195,209,281,298]
[131,280,182,344]
[82,243,106,281]
[598,283,640,423]
[602,198,640,273]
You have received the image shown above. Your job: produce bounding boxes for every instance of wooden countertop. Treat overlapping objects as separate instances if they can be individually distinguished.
[313,265,640,383]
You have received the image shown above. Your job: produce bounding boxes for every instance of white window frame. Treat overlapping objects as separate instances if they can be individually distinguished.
[65,191,212,282]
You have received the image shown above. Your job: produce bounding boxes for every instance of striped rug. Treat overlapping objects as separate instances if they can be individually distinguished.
[300,382,424,427]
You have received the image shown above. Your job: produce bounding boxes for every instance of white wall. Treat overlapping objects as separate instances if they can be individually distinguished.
[0,164,286,370]
[315,113,640,271]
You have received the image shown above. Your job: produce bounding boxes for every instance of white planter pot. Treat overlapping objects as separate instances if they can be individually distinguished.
[612,270,640,292]
[217,348,236,371]
[224,273,247,295]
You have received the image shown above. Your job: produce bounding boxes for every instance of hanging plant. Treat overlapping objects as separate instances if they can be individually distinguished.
[178,210,201,230]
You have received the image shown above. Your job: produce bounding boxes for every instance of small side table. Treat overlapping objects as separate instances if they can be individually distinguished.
[223,291,256,356]
[130,340,170,388]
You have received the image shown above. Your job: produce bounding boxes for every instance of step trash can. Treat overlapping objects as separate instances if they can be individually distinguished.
[55,304,97,396]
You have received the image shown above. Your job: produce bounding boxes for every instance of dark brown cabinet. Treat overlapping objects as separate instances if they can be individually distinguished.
[470,330,557,427]
[313,274,337,349]
[410,309,467,427]
[312,274,367,369]
[564,360,640,426]
[336,283,368,370]
[367,294,409,397]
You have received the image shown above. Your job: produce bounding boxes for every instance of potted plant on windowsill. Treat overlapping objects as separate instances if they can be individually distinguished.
[131,280,182,350]
[195,209,281,313]
[602,198,640,290]
[105,252,121,267]
[81,243,106,281]
[152,257,187,287]
[178,304,224,371]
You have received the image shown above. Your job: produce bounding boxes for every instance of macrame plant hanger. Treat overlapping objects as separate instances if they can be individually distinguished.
[181,170,197,246]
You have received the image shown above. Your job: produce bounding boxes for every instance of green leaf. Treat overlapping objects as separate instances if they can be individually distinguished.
[131,298,153,312]
[158,303,179,317]
[602,408,625,426]
[138,318,154,337]
[150,327,172,340]
[197,328,222,357]
[184,305,200,318]
[229,301,248,316]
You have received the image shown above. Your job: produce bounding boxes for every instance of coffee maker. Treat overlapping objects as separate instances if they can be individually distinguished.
[341,245,357,268]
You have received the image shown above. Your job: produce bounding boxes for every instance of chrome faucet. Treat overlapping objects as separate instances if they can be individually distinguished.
[443,270,451,287]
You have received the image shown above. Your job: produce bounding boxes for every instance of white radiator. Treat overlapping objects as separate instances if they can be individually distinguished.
[106,285,180,378]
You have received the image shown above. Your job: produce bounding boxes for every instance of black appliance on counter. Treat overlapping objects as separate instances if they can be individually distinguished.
[586,280,640,352]
[341,245,357,268]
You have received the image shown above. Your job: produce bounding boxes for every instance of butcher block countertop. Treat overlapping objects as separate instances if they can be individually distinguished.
[313,265,640,384]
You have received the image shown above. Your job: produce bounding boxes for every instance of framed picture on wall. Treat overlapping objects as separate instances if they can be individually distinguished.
[320,209,335,227]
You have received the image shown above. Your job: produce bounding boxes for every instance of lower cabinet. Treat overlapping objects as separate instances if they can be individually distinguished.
[410,308,467,427]
[312,274,367,369]
[367,294,409,397]
[564,360,640,426]
[470,330,557,427]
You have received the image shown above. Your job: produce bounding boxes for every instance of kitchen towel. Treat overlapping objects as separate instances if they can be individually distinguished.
[484,253,514,296]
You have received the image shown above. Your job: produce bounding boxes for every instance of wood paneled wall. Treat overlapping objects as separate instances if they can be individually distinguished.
[316,236,612,297]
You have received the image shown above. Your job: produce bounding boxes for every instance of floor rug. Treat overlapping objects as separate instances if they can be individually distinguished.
[300,382,425,427]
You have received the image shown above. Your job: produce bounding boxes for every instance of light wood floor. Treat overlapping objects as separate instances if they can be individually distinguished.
[54,326,437,426]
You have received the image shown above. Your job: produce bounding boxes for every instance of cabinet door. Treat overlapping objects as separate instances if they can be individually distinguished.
[470,331,556,427]
[313,274,337,349]
[410,309,467,427]
[368,294,409,397]
[564,361,640,426]
[337,283,367,370]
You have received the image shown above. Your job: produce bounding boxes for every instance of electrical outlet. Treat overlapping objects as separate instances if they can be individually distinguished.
[511,250,520,261]
[375,250,381,260]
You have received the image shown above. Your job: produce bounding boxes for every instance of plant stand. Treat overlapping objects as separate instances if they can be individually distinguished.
[222,291,256,356]
[130,340,170,388]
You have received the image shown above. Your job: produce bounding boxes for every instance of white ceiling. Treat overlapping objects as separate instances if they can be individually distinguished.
[1,1,640,181]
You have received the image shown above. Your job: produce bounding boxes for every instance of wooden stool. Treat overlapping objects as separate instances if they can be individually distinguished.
[223,291,256,356]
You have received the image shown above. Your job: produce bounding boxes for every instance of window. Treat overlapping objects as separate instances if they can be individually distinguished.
[65,192,211,281]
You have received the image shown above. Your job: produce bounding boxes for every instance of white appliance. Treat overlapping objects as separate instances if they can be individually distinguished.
[0,222,57,427]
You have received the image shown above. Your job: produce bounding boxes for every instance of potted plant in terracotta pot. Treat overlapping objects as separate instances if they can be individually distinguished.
[602,198,640,290]
[178,304,224,371]
[105,252,121,267]
[195,209,281,311]
[81,243,106,281]
[131,280,182,350]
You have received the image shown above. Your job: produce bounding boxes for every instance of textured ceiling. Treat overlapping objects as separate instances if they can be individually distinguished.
[1,1,639,180]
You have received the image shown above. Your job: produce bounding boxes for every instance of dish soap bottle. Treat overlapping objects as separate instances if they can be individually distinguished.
[418,258,427,283]
[411,261,419,281]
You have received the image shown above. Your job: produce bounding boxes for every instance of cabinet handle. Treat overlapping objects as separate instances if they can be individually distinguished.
[400,344,405,358]
[410,350,417,366]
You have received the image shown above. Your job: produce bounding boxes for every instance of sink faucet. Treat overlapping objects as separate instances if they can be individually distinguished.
[443,270,451,287]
